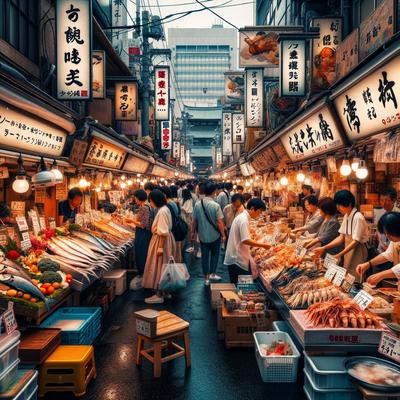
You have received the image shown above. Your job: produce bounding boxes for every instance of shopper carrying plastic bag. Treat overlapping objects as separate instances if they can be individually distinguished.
[159,257,190,291]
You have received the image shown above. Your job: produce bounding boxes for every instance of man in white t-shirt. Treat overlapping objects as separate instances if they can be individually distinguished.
[224,198,271,284]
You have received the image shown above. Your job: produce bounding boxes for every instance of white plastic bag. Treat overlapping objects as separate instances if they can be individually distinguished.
[159,257,190,291]
[130,276,143,291]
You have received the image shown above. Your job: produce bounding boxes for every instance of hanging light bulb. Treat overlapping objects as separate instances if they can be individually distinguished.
[79,178,88,188]
[50,159,63,183]
[223,172,227,178]
[340,158,352,177]
[304,177,311,185]
[137,173,141,178]
[174,171,179,177]
[280,176,288,186]
[12,154,30,194]
[120,181,127,189]
[95,187,101,192]
[296,169,305,182]
[351,156,360,172]
[121,174,126,181]
[233,185,237,190]
[127,179,133,186]
[31,157,55,187]
[355,160,368,179]
[245,181,250,187]
[143,178,148,183]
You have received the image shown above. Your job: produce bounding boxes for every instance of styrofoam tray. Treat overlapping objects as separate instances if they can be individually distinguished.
[290,310,384,346]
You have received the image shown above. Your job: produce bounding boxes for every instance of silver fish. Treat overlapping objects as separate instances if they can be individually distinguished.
[52,237,96,261]
[0,264,31,281]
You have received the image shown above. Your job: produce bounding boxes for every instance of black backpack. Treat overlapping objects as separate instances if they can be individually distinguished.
[166,203,189,242]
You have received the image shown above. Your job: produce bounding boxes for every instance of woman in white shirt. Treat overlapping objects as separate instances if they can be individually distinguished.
[315,190,369,280]
[356,212,400,286]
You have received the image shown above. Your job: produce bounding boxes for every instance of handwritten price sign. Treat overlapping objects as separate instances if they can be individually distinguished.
[379,332,400,363]
[353,290,374,310]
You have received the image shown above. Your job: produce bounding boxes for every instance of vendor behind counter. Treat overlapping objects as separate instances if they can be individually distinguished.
[58,187,83,225]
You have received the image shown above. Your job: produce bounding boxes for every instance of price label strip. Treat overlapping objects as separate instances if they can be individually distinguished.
[341,273,356,293]
[324,253,336,269]
[324,265,337,281]
[353,290,374,310]
[332,266,347,287]
[39,217,46,231]
[15,216,28,232]
[31,216,41,236]
[379,332,400,364]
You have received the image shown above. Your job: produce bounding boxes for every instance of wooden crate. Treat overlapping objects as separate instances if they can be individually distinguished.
[210,283,236,310]
[221,304,279,348]
[217,306,224,340]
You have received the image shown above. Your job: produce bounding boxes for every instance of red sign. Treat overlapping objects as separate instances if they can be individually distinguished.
[161,121,172,150]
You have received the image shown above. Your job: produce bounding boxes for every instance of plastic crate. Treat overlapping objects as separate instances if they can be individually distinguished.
[254,331,300,383]
[304,353,353,390]
[0,331,20,373]
[0,358,19,392]
[14,370,38,400]
[102,269,127,295]
[41,308,101,345]
[272,320,302,354]
[304,370,362,400]
[237,283,259,293]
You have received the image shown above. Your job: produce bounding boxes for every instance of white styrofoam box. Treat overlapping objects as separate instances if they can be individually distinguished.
[0,358,19,392]
[304,352,353,389]
[210,283,236,310]
[102,269,127,295]
[0,330,20,373]
[304,370,362,400]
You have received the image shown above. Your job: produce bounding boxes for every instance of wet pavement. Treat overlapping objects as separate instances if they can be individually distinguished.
[43,254,306,400]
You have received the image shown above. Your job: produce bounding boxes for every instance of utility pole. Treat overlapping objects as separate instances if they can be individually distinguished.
[141,10,151,137]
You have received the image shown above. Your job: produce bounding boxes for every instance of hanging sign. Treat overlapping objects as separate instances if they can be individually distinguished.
[10,202,25,217]
[56,0,92,100]
[224,71,244,104]
[232,113,245,144]
[0,103,67,157]
[172,141,180,159]
[311,17,342,92]
[0,167,9,179]
[185,149,190,165]
[161,121,172,150]
[359,0,395,62]
[222,112,232,156]
[280,104,344,161]
[34,189,46,204]
[115,82,138,121]
[279,39,306,97]
[69,139,88,167]
[336,29,359,81]
[333,54,400,141]
[180,144,185,166]
[92,50,105,98]
[154,66,170,121]
[111,0,128,66]
[216,150,222,165]
[245,68,264,127]
[85,137,126,169]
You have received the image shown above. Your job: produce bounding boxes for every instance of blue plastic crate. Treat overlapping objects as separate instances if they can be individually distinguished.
[236,283,260,293]
[41,307,101,345]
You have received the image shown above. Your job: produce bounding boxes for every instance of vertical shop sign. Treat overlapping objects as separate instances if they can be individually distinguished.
[280,39,306,97]
[180,144,185,166]
[161,121,172,150]
[115,82,138,120]
[232,113,245,144]
[185,149,190,165]
[216,150,222,165]
[222,112,233,156]
[56,0,92,100]
[172,141,180,159]
[245,68,264,127]
[336,29,359,81]
[92,50,105,98]
[111,0,128,66]
[311,17,342,92]
[155,66,170,120]
[333,54,400,140]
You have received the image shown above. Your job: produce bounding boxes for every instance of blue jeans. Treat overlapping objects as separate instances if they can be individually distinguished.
[200,238,221,276]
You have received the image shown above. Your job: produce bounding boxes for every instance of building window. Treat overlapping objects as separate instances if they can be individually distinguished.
[0,0,39,63]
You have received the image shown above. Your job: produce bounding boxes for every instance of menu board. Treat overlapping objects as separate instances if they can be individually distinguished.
[85,137,126,169]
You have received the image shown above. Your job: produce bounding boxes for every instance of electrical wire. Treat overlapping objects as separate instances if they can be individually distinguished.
[121,0,136,25]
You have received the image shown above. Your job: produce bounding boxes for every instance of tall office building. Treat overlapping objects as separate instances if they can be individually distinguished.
[168,25,238,108]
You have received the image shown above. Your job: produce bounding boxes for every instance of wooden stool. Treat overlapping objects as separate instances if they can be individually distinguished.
[135,311,190,378]
[39,345,96,397]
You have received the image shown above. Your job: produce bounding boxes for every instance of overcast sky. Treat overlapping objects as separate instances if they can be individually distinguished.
[127,0,254,38]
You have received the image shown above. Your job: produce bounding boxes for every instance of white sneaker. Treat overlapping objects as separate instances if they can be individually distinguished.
[210,274,222,281]
[185,247,194,253]
[204,279,210,286]
[196,251,202,259]
[145,295,164,304]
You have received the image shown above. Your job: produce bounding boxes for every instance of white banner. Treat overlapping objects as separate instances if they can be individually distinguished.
[280,39,306,97]
[173,141,180,159]
[232,113,245,144]
[111,0,128,66]
[245,68,264,127]
[155,66,170,121]
[180,144,185,166]
[115,82,138,120]
[185,149,190,165]
[56,0,91,100]
[92,50,105,98]
[222,112,232,156]
[161,121,172,150]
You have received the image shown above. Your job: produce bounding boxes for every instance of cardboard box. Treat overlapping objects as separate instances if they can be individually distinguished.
[210,283,236,310]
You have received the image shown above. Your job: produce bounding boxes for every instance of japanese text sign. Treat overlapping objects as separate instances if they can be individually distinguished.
[311,18,342,92]
[180,144,185,166]
[172,141,180,159]
[0,103,67,157]
[111,0,128,66]
[379,332,400,363]
[92,50,105,98]
[222,112,232,156]
[161,121,172,150]
[280,39,306,97]
[2,303,17,335]
[336,29,359,81]
[56,0,91,100]
[185,149,190,165]
[333,55,400,140]
[216,150,222,165]
[245,68,264,128]
[85,137,126,169]
[280,104,344,161]
[359,0,395,62]
[115,82,138,121]
[353,290,374,310]
[232,113,245,144]
[154,66,170,121]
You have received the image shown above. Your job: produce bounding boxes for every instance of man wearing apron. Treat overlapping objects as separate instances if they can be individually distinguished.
[357,211,400,286]
[314,190,369,281]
